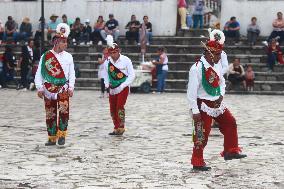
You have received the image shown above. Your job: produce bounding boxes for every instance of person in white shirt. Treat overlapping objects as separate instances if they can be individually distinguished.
[187,29,246,171]
[152,47,168,93]
[35,23,76,146]
[103,35,135,135]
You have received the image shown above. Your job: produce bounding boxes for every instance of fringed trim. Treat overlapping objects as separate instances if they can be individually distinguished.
[200,102,226,118]
[191,157,206,166]
[48,136,57,142]
[57,130,67,138]
[220,147,242,157]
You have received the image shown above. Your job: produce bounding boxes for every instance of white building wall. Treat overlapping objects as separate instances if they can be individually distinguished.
[0,0,177,36]
[221,0,284,36]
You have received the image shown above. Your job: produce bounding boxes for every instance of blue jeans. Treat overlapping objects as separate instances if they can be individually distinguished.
[3,32,18,42]
[157,70,168,92]
[193,15,203,29]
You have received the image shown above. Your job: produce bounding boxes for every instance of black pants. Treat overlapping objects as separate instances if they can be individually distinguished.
[228,74,245,85]
[224,30,240,42]
[268,31,284,45]
[20,66,29,88]
[92,30,104,43]
[100,78,105,93]
[126,31,139,43]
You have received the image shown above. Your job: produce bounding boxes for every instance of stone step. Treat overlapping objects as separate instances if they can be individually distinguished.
[69,52,267,63]
[75,78,284,92]
[78,68,284,82]
[75,60,284,72]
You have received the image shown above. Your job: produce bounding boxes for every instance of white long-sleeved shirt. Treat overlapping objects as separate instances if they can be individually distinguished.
[187,56,226,114]
[35,50,76,91]
[103,54,135,95]
[221,51,229,75]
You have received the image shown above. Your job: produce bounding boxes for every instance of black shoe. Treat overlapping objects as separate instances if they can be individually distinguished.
[109,131,117,135]
[57,137,65,145]
[45,140,56,146]
[193,166,211,171]
[224,153,247,160]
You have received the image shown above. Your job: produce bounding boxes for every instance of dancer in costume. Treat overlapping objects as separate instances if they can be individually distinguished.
[187,29,247,171]
[103,35,135,135]
[35,23,76,146]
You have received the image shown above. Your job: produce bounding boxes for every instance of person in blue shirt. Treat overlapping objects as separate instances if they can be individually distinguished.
[223,16,240,44]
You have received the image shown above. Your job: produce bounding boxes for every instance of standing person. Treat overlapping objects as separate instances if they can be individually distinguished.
[18,39,34,90]
[98,47,109,98]
[35,23,76,146]
[103,35,135,135]
[193,0,204,29]
[245,65,255,91]
[178,0,189,30]
[152,47,168,93]
[187,29,246,171]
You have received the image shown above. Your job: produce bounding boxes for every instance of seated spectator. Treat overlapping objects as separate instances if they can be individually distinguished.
[61,14,73,27]
[139,15,152,45]
[193,0,204,29]
[178,0,189,30]
[19,17,32,43]
[247,17,260,46]
[82,19,92,45]
[34,17,48,43]
[71,17,84,45]
[92,15,105,45]
[245,65,255,91]
[100,14,119,43]
[227,58,246,90]
[125,15,140,44]
[223,16,240,44]
[0,20,4,44]
[3,16,18,44]
[267,12,284,45]
[3,45,17,86]
[266,38,284,72]
[47,14,59,41]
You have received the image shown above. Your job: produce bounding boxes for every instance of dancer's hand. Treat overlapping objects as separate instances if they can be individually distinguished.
[37,91,44,99]
[214,95,223,108]
[192,113,201,123]
[68,89,74,97]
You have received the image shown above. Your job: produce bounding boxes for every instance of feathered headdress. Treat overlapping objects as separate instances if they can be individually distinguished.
[55,23,70,38]
[106,35,119,53]
[204,28,225,52]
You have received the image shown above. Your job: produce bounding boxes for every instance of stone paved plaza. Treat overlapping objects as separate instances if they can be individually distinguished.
[0,90,283,189]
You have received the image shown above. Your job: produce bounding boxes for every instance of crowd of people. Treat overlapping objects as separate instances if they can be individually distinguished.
[0,13,153,46]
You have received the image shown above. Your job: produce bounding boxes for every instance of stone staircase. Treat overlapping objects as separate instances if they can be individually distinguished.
[1,29,284,95]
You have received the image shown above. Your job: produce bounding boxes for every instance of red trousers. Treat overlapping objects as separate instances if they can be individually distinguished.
[44,91,69,142]
[191,99,241,166]
[109,87,129,129]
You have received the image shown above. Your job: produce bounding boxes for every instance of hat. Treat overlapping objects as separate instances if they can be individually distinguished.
[204,28,225,53]
[23,17,30,23]
[55,23,70,39]
[106,35,119,53]
[50,14,58,20]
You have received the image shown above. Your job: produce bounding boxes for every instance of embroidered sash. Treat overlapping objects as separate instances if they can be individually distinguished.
[108,61,127,89]
[41,51,66,88]
[201,61,221,96]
